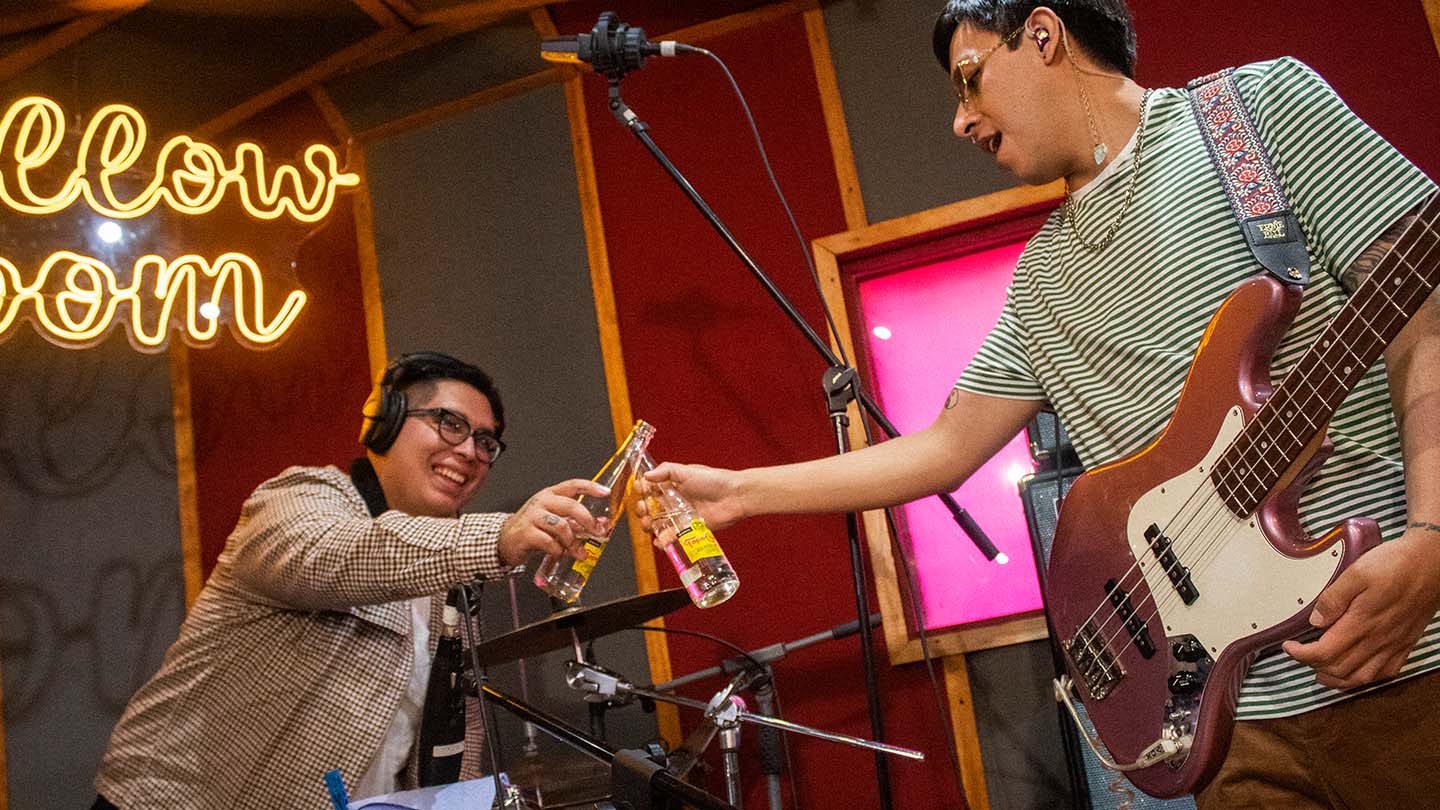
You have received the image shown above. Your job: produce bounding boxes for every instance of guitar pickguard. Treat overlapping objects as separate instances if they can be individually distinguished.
[1126,406,1343,660]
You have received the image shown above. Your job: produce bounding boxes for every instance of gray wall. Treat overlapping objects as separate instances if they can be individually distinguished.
[355,81,660,755]
[823,0,1019,224]
[0,334,184,809]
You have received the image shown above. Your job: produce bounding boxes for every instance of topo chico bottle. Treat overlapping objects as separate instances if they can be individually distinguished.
[638,452,739,608]
[533,420,655,603]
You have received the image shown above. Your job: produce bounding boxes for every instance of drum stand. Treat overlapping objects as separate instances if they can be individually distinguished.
[564,639,924,809]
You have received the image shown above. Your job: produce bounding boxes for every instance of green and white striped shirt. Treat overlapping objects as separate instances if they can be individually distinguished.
[956,57,1437,719]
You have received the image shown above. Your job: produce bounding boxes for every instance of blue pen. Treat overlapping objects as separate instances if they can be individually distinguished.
[324,769,349,810]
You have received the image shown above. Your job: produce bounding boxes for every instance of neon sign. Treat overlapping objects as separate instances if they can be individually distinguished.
[0,96,359,351]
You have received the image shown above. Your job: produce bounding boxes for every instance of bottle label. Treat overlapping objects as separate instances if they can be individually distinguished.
[676,519,722,563]
[432,741,465,757]
[571,539,606,578]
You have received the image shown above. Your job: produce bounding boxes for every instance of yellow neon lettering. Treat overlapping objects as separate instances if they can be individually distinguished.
[0,96,358,221]
[0,97,84,214]
[0,250,307,351]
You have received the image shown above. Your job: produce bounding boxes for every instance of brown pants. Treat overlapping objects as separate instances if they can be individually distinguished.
[1196,669,1440,809]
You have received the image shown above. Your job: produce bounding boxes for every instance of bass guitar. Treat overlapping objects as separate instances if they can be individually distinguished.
[1044,190,1440,797]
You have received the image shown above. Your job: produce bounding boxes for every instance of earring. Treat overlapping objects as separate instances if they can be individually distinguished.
[1033,28,1051,53]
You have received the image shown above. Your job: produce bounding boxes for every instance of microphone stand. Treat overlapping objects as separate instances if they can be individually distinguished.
[455,583,525,810]
[602,70,996,810]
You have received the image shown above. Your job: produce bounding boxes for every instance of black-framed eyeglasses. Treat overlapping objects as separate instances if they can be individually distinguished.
[951,24,1025,106]
[405,407,506,463]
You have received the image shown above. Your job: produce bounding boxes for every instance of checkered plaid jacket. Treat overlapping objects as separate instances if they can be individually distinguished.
[95,463,510,809]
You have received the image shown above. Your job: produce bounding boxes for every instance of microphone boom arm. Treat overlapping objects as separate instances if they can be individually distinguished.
[604,79,999,561]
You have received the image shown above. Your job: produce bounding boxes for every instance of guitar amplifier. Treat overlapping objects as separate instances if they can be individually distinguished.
[1020,466,1198,810]
[1026,410,1081,470]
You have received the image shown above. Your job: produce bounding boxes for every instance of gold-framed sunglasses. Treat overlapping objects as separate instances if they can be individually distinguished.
[950,24,1026,105]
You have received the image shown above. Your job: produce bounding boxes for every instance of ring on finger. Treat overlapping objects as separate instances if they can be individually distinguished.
[544,513,561,527]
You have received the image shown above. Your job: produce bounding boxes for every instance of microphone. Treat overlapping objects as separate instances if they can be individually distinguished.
[540,11,694,80]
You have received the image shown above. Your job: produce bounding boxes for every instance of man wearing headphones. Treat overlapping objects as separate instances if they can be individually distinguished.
[92,352,605,810]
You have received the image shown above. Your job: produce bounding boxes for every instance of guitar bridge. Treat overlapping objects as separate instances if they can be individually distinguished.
[1066,619,1125,700]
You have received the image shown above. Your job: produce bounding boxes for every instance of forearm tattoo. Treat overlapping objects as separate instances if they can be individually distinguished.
[1340,207,1420,295]
[945,388,960,410]
[1409,520,1440,536]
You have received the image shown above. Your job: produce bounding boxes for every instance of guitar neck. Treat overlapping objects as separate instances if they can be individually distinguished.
[1214,192,1440,515]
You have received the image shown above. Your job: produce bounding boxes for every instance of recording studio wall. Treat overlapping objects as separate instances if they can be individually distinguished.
[3,2,1439,810]
[359,79,660,750]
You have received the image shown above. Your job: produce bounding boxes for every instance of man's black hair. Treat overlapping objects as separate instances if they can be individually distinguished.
[932,1,1136,78]
[389,352,506,439]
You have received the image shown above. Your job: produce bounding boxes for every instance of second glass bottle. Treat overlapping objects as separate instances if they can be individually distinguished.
[533,419,655,603]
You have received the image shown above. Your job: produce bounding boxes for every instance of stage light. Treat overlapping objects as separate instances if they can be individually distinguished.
[199,301,220,320]
[97,221,123,244]
[871,325,892,340]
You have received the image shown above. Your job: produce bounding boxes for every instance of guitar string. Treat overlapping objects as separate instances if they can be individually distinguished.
[1131,218,1440,635]
[1090,218,1438,681]
[1088,208,1440,668]
[1099,211,1440,661]
[1132,205,1440,625]
[1085,205,1440,670]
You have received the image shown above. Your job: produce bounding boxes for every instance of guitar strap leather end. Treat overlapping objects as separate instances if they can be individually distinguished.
[1188,68,1312,287]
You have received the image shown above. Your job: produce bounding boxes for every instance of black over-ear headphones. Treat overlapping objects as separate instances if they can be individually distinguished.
[359,352,473,454]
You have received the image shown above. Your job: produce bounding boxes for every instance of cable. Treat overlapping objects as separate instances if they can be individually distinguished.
[668,41,968,808]
[627,623,766,682]
[630,622,803,810]
[887,505,972,809]
[691,46,851,369]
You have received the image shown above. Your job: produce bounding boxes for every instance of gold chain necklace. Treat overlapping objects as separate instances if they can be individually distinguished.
[1062,89,1153,253]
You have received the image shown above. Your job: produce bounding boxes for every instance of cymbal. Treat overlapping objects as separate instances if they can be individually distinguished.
[472,588,691,666]
[507,750,610,808]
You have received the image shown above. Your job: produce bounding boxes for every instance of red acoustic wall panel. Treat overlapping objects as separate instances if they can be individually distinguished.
[584,11,967,808]
[1131,0,1440,180]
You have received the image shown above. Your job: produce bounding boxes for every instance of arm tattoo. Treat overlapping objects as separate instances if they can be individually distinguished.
[1408,520,1440,536]
[945,388,960,410]
[1339,207,1420,294]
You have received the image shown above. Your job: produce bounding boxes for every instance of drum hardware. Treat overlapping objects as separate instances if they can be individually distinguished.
[647,612,883,810]
[565,657,924,809]
[480,679,736,810]
[507,576,542,759]
[455,582,528,810]
[463,588,731,809]
[469,588,693,667]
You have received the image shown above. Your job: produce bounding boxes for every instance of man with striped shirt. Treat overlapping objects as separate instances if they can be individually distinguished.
[643,2,1440,806]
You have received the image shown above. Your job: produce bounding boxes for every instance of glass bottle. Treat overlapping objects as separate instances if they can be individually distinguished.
[638,452,739,608]
[534,420,655,603]
[417,604,466,786]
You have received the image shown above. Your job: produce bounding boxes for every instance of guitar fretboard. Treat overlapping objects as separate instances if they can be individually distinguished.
[1212,192,1440,516]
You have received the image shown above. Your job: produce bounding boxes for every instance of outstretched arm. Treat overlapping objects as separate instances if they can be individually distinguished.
[644,389,1042,528]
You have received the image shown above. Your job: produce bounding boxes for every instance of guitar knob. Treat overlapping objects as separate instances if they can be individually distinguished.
[1171,638,1204,663]
[1168,671,1202,695]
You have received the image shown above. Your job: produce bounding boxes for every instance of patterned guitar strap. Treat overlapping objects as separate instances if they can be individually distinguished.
[1187,67,1312,288]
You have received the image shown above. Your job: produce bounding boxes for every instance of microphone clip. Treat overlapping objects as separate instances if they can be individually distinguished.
[584,12,651,80]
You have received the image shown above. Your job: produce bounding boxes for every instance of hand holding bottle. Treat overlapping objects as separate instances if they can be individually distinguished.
[498,479,613,567]
[534,421,655,603]
[638,453,739,608]
[637,460,747,534]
